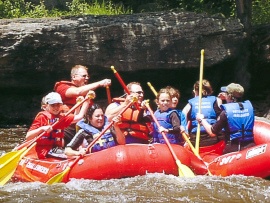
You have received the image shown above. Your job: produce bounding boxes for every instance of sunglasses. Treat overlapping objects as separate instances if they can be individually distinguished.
[75,74,89,78]
[131,91,144,94]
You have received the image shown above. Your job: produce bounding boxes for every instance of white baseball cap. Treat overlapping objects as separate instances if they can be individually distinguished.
[45,92,63,104]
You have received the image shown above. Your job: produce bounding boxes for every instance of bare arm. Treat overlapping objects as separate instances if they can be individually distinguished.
[65,79,111,98]
[72,91,96,123]
[182,103,191,131]
[64,146,86,156]
[72,101,90,123]
[216,97,223,108]
[105,94,135,121]
[182,103,191,118]
[105,102,127,121]
[196,113,216,137]
[111,116,126,145]
[200,119,216,137]
[26,125,52,141]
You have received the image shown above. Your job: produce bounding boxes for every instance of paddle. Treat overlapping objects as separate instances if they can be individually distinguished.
[111,66,130,94]
[147,82,158,96]
[195,49,204,154]
[0,142,38,184]
[110,65,140,110]
[46,99,135,184]
[106,85,112,104]
[182,132,212,175]
[144,101,195,177]
[0,95,92,186]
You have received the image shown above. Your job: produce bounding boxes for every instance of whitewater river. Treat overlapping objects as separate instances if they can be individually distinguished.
[1,127,270,203]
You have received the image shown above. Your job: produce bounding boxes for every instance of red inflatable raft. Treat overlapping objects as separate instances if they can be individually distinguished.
[201,120,270,178]
[12,143,207,183]
[11,119,270,182]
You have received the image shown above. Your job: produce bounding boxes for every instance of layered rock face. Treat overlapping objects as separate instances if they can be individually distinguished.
[0,11,269,125]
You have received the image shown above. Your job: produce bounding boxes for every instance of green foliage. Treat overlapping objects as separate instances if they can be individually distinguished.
[252,0,270,25]
[177,0,236,17]
[176,0,270,25]
[0,0,269,25]
[0,0,131,19]
[66,0,129,15]
[0,0,31,18]
[25,0,48,18]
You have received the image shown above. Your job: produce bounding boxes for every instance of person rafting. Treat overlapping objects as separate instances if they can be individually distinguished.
[25,91,94,159]
[105,82,153,144]
[196,83,255,153]
[64,103,125,156]
[182,79,224,148]
[166,86,187,131]
[54,64,112,146]
[152,88,185,145]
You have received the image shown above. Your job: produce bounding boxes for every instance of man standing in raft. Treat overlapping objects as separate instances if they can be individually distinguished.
[26,92,94,159]
[54,65,111,145]
[196,83,255,153]
[105,82,153,144]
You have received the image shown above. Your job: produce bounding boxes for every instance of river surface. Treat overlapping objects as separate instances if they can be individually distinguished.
[1,127,270,203]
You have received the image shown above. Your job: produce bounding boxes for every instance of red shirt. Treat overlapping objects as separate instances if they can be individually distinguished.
[54,81,77,108]
[28,111,74,132]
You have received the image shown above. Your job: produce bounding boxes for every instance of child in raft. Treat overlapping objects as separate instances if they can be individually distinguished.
[26,91,94,159]
[165,86,188,132]
[152,88,185,145]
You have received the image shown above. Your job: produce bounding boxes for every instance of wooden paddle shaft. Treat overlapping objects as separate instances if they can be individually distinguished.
[110,66,140,110]
[198,49,204,114]
[147,82,158,96]
[106,86,112,104]
[111,66,130,94]
[195,49,204,153]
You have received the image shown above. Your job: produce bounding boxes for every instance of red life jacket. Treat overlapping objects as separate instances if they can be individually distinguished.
[54,81,77,108]
[35,111,65,159]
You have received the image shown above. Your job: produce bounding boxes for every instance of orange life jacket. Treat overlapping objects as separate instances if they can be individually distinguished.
[118,105,151,140]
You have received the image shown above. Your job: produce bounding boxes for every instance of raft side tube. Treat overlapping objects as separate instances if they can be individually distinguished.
[254,120,270,145]
[67,144,208,181]
[207,143,270,178]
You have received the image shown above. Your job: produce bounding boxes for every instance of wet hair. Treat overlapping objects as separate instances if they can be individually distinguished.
[193,79,213,96]
[84,103,103,123]
[166,86,180,99]
[70,65,88,78]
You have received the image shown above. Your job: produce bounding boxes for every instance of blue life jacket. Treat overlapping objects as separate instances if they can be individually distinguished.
[189,96,217,134]
[153,108,182,144]
[221,100,254,141]
[76,117,116,152]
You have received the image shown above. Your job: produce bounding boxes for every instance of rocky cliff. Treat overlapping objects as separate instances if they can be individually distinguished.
[0,11,269,126]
